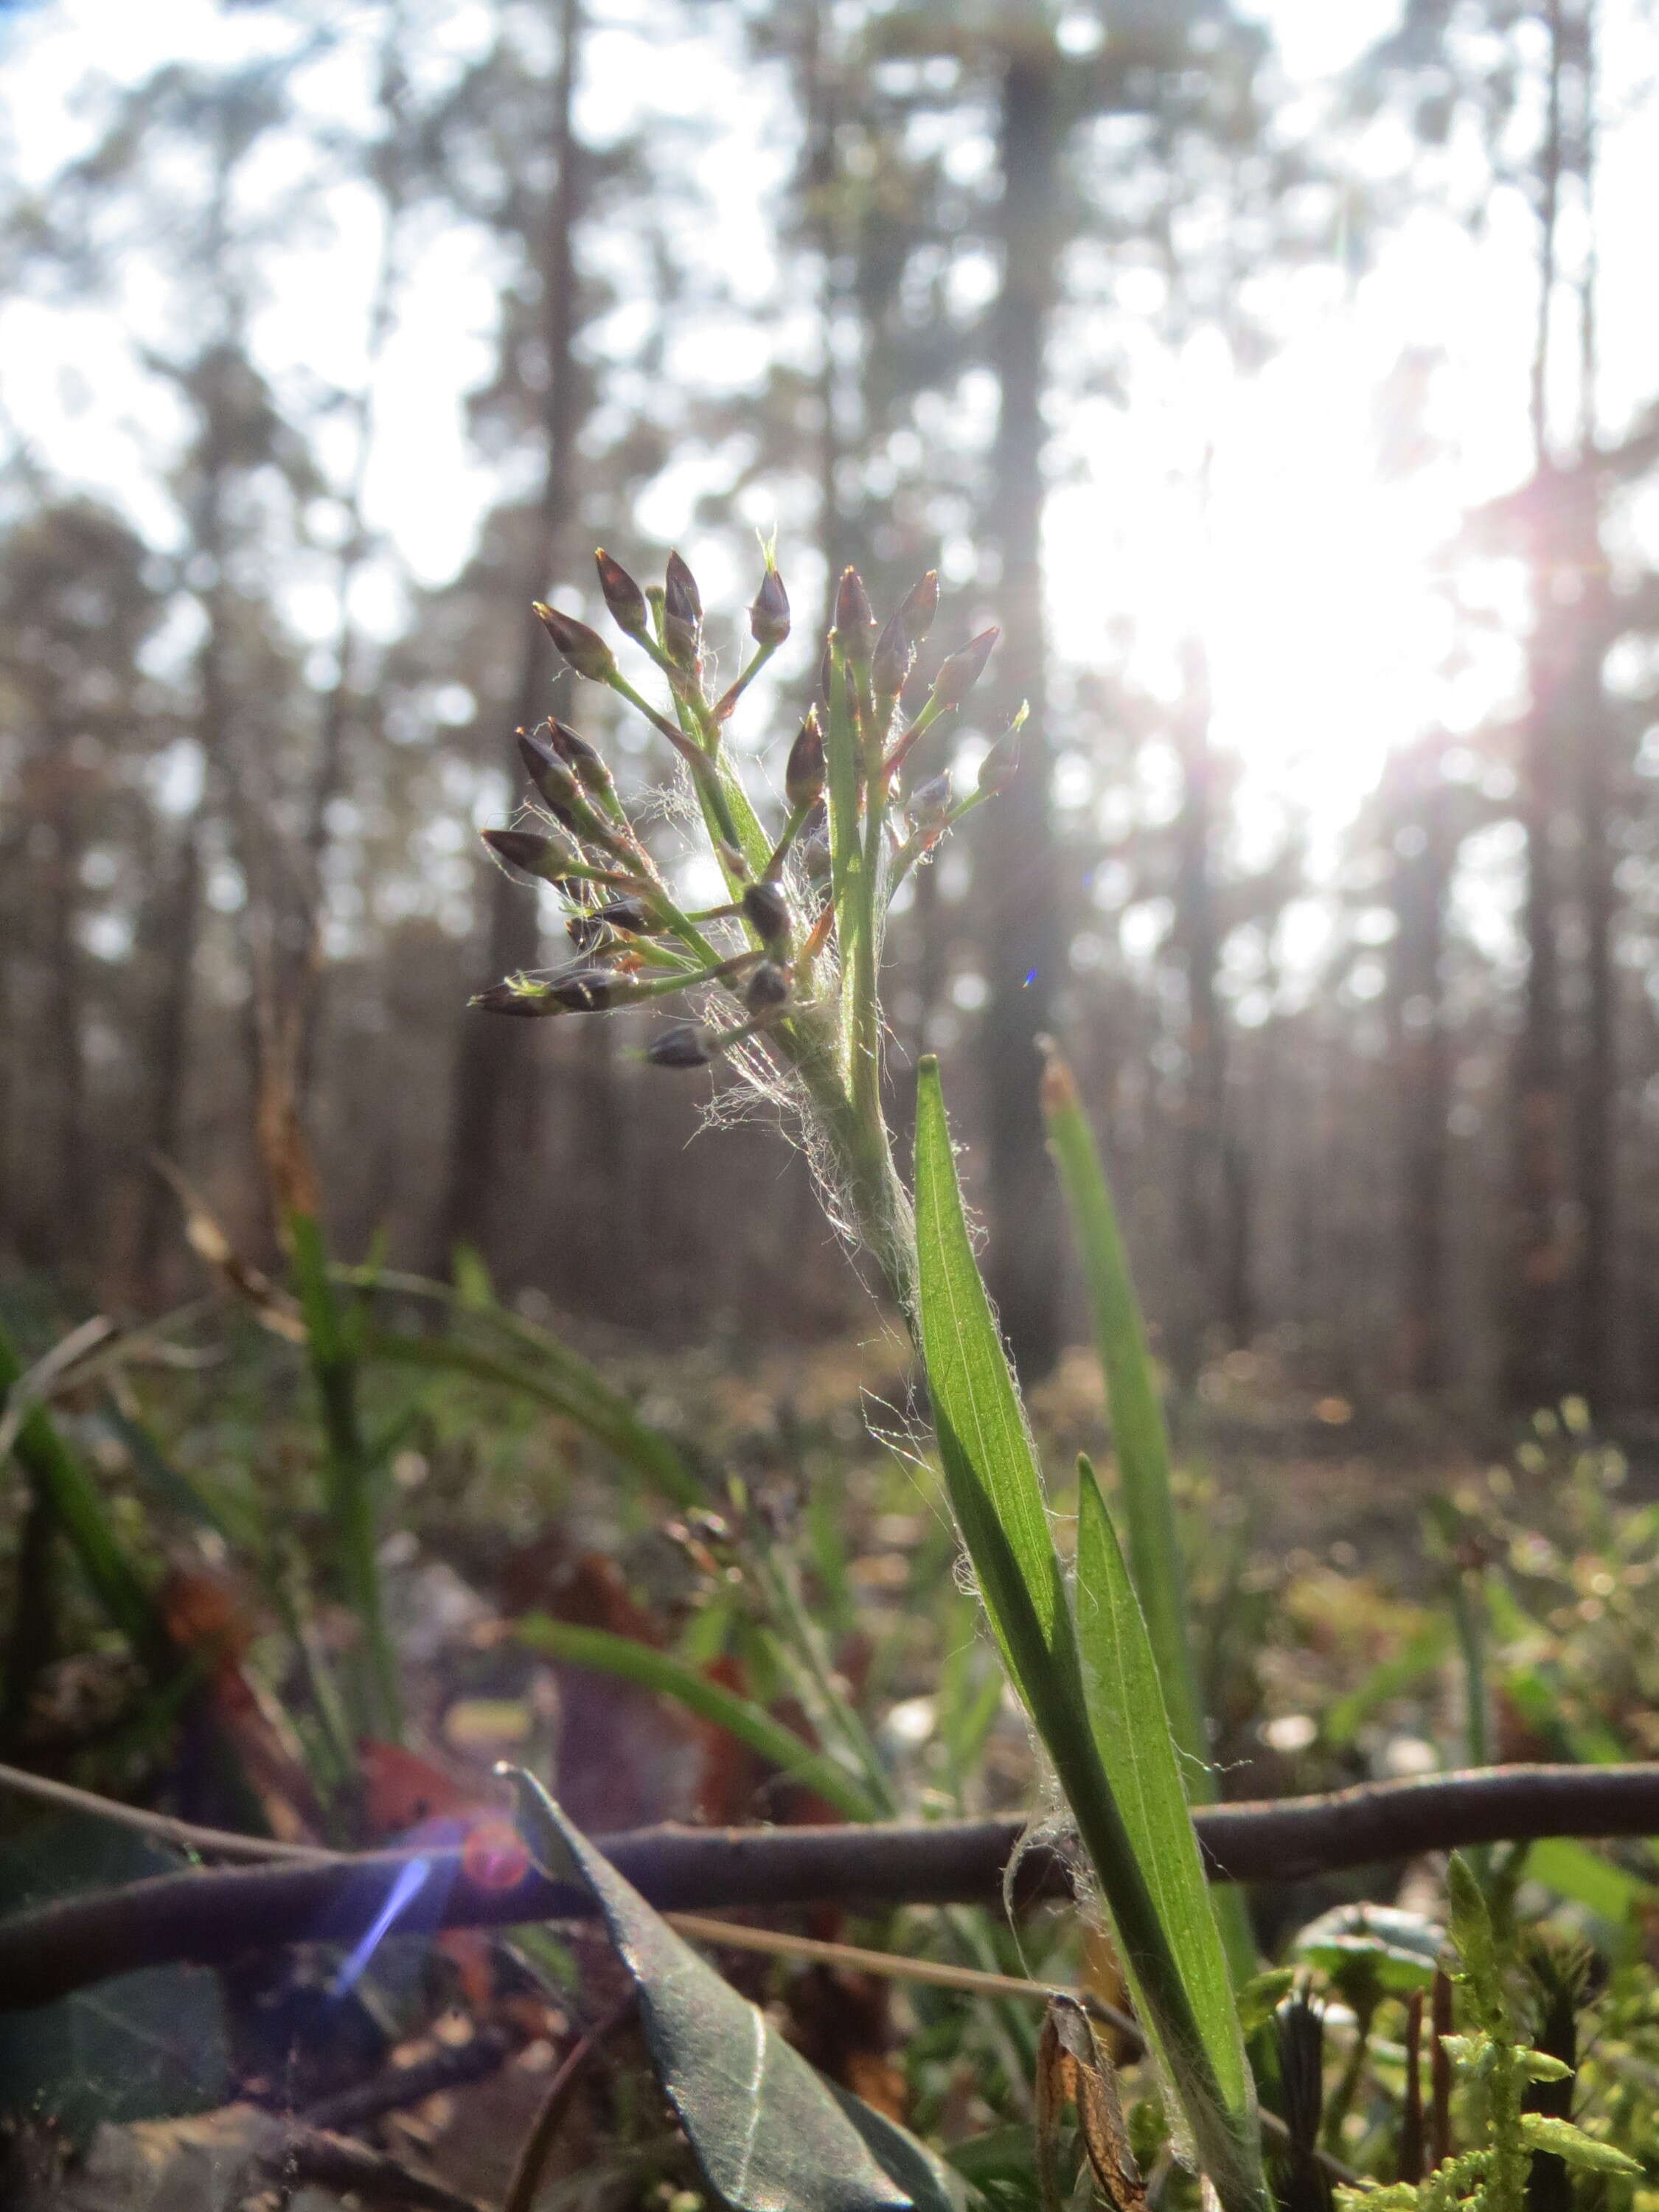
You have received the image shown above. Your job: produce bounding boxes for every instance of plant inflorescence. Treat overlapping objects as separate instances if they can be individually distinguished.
[471,544,1020,1332]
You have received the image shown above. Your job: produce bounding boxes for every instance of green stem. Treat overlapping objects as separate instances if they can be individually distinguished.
[1321,1989,1377,2155]
[0,1322,167,1672]
[713,636,779,723]
[290,1214,401,1742]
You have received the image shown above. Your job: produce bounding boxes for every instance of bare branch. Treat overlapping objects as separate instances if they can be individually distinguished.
[0,1762,1654,2012]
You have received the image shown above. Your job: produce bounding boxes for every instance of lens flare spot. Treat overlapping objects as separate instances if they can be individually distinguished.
[462,1818,531,1892]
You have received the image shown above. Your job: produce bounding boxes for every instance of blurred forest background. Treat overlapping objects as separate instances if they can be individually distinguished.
[3,0,1658,1421]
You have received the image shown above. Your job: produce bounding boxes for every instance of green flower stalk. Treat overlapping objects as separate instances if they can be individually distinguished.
[467,541,1287,2204]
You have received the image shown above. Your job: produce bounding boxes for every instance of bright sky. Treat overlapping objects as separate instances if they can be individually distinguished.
[2,0,1656,910]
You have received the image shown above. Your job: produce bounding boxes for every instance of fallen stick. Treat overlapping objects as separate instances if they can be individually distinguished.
[0,1761,1655,2011]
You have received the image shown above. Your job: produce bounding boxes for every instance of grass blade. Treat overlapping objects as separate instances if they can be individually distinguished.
[363,1328,700,1509]
[1321,1618,1451,1750]
[912,1060,1075,1700]
[913,1058,1265,2211]
[288,1214,400,1741]
[512,1617,882,1823]
[1074,1455,1261,2203]
[0,1321,167,1671]
[1039,1044,1203,1762]
[1040,1042,1256,1982]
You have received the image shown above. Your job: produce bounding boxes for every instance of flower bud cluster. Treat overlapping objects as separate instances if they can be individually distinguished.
[470,544,1023,1109]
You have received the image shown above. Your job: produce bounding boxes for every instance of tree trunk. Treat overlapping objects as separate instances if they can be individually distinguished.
[45,757,89,1260]
[1171,644,1225,1387]
[1389,738,1453,1396]
[1573,669,1615,1408]
[437,0,584,1267]
[1568,0,1614,1409]
[299,13,410,1097]
[1502,6,1572,1411]
[135,821,204,1295]
[979,20,1061,1380]
[801,1,846,642]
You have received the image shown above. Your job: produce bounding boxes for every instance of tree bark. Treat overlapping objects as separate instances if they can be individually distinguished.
[1502,6,1572,1411]
[1389,738,1454,1395]
[299,11,411,1098]
[1569,488,1615,1407]
[1171,644,1225,1385]
[802,1,847,642]
[1568,0,1615,1408]
[980,18,1062,1380]
[44,749,89,1259]
[437,0,585,1267]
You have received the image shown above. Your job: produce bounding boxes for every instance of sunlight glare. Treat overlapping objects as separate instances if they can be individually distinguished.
[1050,305,1475,855]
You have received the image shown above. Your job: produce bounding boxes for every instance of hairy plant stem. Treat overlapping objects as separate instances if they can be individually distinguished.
[791,1012,918,1336]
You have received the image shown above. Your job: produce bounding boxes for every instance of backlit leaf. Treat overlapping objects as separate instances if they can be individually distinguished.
[506,1768,922,2212]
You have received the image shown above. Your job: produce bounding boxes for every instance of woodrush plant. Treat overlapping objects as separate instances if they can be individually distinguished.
[478,546,1269,2208]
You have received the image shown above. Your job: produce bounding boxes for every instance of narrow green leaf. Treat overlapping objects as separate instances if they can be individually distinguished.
[512,1617,881,1823]
[505,1769,916,2212]
[1040,1043,1256,1983]
[1233,1969,1295,2039]
[1528,1838,1652,1933]
[99,1403,254,1552]
[913,1060,1265,2212]
[827,651,863,929]
[0,1323,167,1672]
[289,1213,400,1741]
[1446,1853,1503,2027]
[913,1059,1075,1698]
[1040,1045,1202,1763]
[1074,1458,1262,2208]
[364,1328,700,1508]
[1517,2115,1643,2177]
[1322,1619,1451,1748]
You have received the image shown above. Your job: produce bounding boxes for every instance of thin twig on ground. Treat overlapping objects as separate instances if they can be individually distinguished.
[0,1761,1655,2010]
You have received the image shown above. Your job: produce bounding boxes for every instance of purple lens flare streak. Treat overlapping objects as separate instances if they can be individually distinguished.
[330,1853,433,1997]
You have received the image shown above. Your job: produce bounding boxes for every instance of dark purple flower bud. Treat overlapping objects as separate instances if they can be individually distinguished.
[663,551,703,667]
[484,827,577,884]
[516,730,582,829]
[977,728,1021,797]
[647,1022,714,1068]
[546,719,599,772]
[742,880,791,947]
[749,560,790,647]
[745,959,790,1014]
[785,711,826,810]
[595,548,649,637]
[568,897,652,949]
[908,771,953,828]
[470,978,556,1016]
[546,966,622,1012]
[546,718,616,804]
[929,626,999,711]
[897,570,939,650]
[871,610,914,700]
[832,566,877,667]
[535,602,617,683]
